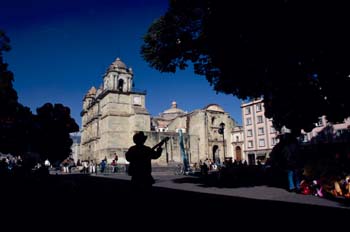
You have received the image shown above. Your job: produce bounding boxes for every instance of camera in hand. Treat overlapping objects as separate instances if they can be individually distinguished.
[152,137,170,150]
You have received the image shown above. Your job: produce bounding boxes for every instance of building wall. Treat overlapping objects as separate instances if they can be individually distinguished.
[164,108,235,164]
[231,126,245,161]
[81,91,151,163]
[186,111,207,162]
[241,99,279,164]
[241,98,350,165]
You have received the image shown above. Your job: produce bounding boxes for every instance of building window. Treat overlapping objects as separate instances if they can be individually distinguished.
[256,103,262,112]
[257,115,263,124]
[259,139,265,147]
[236,136,239,142]
[246,117,252,125]
[258,127,264,135]
[248,140,253,148]
[211,117,216,125]
[247,129,253,137]
[245,107,251,115]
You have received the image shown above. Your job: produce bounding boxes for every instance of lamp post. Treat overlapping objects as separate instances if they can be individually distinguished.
[219,122,226,160]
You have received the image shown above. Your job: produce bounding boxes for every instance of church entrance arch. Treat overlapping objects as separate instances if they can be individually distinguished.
[235,146,242,161]
[212,145,219,162]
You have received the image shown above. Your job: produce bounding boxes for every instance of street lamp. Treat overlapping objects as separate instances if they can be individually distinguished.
[219,122,226,160]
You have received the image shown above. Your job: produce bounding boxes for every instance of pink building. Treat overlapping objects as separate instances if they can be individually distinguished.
[241,99,279,164]
[242,98,350,165]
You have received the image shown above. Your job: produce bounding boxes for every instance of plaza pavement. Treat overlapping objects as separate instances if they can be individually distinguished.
[3,170,349,230]
[96,171,350,209]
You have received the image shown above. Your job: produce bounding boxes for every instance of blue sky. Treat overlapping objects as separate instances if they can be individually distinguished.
[1,0,242,128]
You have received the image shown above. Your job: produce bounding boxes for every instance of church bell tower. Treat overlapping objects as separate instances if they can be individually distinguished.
[103,57,133,92]
[80,57,150,163]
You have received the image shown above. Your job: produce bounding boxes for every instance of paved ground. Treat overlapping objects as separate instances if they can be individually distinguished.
[97,172,350,209]
[2,171,349,230]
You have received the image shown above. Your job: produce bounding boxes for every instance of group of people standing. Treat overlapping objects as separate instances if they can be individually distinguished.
[76,154,119,174]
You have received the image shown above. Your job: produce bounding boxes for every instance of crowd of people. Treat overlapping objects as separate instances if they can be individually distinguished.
[66,154,123,174]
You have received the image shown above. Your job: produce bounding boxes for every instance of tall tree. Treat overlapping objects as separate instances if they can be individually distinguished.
[0,30,33,154]
[141,0,350,134]
[34,103,79,163]
[0,31,17,120]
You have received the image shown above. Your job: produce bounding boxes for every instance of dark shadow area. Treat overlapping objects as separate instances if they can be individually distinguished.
[2,173,349,231]
[172,166,350,209]
[173,173,350,206]
[173,166,284,189]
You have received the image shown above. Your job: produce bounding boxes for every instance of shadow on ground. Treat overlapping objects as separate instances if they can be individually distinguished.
[173,168,285,188]
[1,174,349,230]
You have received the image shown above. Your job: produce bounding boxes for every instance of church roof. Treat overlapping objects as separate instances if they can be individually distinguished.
[108,57,127,71]
[163,101,185,114]
[159,101,185,120]
[204,104,225,112]
[87,86,96,96]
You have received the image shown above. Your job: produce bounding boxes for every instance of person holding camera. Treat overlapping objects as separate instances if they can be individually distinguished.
[125,131,167,192]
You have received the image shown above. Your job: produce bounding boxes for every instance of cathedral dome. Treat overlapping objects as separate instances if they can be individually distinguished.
[108,57,127,71]
[163,101,185,114]
[204,104,225,112]
[161,101,185,120]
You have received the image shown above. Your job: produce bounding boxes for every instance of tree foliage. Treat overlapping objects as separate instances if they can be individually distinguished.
[0,31,17,118]
[0,30,33,154]
[141,0,350,134]
[33,103,79,163]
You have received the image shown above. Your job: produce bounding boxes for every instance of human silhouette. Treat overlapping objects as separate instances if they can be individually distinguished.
[282,134,302,192]
[125,132,168,192]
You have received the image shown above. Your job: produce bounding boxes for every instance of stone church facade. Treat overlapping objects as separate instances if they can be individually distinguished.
[80,58,237,166]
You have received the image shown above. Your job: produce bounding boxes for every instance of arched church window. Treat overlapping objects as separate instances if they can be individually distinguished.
[211,117,216,125]
[117,79,124,91]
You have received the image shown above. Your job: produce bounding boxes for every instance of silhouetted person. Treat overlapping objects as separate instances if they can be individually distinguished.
[125,131,164,192]
[282,134,302,192]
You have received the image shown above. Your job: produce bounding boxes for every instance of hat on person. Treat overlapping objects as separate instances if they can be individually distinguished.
[133,131,147,144]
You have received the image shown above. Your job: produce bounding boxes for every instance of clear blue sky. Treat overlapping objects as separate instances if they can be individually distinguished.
[1,0,242,128]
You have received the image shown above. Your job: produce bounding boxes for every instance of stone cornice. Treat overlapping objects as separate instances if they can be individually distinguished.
[100,112,133,120]
[97,89,146,100]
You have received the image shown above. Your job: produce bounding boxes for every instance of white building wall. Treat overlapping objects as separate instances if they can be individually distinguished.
[241,99,279,164]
